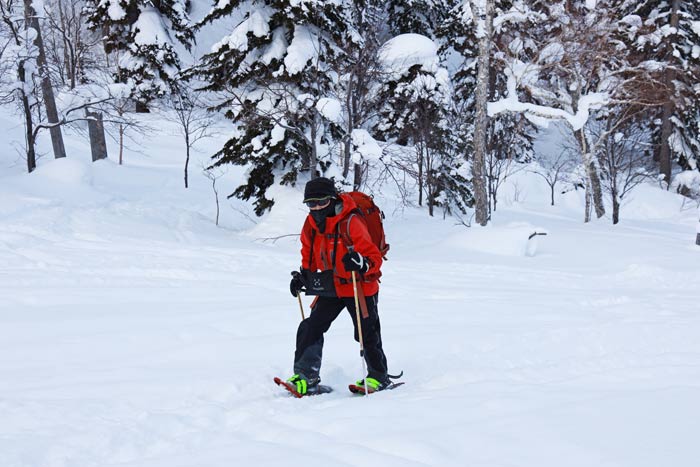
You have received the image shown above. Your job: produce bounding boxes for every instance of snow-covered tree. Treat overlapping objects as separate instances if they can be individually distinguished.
[591,108,654,224]
[374,33,460,216]
[0,0,72,169]
[84,0,193,108]
[1,0,40,171]
[194,0,353,215]
[40,0,97,90]
[334,0,389,189]
[387,0,451,38]
[442,0,540,222]
[486,1,664,222]
[618,0,700,185]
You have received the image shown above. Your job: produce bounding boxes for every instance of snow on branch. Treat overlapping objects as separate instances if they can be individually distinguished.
[486,62,609,131]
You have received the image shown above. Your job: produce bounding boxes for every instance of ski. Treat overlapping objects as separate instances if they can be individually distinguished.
[273,377,333,398]
[348,381,405,395]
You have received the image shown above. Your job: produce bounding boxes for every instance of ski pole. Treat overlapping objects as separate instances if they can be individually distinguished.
[351,269,370,396]
[297,293,305,320]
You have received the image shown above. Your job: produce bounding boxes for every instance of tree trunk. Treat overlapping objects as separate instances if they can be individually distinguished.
[212,177,220,226]
[343,77,353,179]
[353,163,362,190]
[18,61,36,172]
[658,0,680,187]
[119,124,124,165]
[309,114,318,176]
[472,0,494,226]
[184,133,190,188]
[576,128,605,220]
[418,143,424,206]
[426,150,434,217]
[584,177,592,223]
[658,100,674,188]
[24,0,67,160]
[57,0,73,88]
[550,183,555,206]
[86,110,108,162]
[612,195,620,225]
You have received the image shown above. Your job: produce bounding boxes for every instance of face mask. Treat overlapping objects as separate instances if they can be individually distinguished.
[310,200,337,232]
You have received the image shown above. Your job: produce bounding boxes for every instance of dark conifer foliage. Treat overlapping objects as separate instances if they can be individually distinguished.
[387,0,450,38]
[618,0,700,179]
[84,0,194,104]
[193,0,352,214]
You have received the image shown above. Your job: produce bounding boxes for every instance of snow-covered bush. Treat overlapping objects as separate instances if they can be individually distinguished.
[671,170,700,200]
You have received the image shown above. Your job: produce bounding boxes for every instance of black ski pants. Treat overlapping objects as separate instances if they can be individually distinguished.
[293,293,388,383]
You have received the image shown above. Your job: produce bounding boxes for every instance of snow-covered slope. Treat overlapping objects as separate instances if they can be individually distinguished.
[1,107,699,467]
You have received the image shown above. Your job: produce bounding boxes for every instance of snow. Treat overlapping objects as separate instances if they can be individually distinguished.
[284,25,317,75]
[260,28,288,65]
[671,170,700,198]
[2,105,700,467]
[446,222,548,257]
[316,97,343,124]
[351,129,383,163]
[103,0,127,21]
[270,121,286,146]
[540,43,565,64]
[692,21,700,37]
[488,59,609,131]
[378,33,451,105]
[493,9,529,31]
[379,34,439,72]
[620,15,643,30]
[133,6,171,46]
[213,9,272,53]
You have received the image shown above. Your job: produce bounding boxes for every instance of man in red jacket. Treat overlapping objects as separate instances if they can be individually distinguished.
[287,177,390,395]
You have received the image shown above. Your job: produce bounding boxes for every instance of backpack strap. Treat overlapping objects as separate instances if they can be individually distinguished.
[339,210,361,249]
[307,228,316,270]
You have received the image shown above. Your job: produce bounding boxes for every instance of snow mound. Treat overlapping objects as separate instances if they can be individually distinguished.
[446,222,549,257]
[379,33,439,71]
[619,183,690,220]
[32,157,92,186]
[351,129,382,163]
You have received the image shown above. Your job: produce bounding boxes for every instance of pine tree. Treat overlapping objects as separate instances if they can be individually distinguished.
[84,0,193,106]
[619,0,700,184]
[373,33,458,216]
[387,0,450,38]
[193,0,352,215]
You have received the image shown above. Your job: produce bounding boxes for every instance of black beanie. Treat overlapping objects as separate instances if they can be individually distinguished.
[303,177,337,202]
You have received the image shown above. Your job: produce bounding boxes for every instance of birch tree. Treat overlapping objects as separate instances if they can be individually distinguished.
[470,0,494,226]
[487,1,663,222]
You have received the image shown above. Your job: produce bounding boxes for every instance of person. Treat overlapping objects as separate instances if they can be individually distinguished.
[287,177,391,395]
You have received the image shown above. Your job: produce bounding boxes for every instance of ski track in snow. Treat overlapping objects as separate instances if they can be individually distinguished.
[2,112,700,466]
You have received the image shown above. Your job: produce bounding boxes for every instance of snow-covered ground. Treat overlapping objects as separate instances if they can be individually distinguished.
[1,108,700,467]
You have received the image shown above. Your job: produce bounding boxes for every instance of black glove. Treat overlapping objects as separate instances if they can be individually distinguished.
[289,270,307,297]
[342,251,369,273]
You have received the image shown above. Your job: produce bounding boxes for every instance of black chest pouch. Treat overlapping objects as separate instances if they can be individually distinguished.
[305,270,337,297]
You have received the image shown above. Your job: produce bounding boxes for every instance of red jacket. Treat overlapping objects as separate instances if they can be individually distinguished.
[300,193,383,297]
